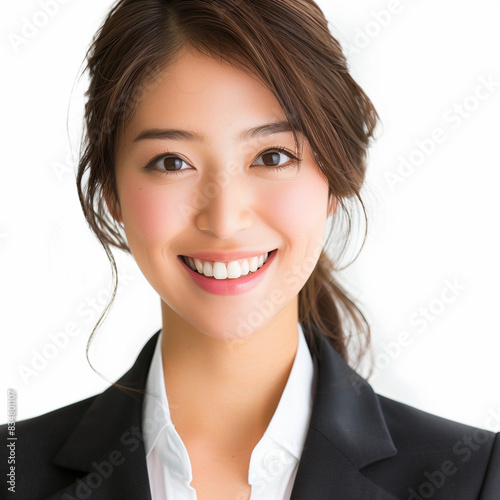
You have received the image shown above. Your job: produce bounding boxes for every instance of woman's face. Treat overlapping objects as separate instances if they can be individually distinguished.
[112,47,335,341]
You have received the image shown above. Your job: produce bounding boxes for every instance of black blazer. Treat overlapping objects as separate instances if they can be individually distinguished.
[2,326,499,500]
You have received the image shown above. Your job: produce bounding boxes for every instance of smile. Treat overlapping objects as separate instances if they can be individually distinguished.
[178,249,278,296]
[180,251,272,279]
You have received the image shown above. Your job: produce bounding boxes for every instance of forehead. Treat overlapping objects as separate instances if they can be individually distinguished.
[122,48,289,145]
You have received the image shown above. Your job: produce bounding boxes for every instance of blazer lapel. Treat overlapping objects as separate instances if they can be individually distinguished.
[290,325,399,500]
[47,324,399,499]
[46,331,161,500]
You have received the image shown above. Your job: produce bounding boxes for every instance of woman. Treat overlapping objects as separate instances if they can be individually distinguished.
[2,0,498,499]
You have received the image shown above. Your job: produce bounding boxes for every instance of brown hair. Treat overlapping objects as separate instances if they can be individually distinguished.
[77,0,378,373]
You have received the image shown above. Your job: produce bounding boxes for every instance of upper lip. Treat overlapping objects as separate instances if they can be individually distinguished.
[180,249,277,263]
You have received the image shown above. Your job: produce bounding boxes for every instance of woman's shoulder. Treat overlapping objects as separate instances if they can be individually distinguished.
[368,393,500,498]
[1,396,99,498]
[2,395,96,432]
[316,331,499,464]
[378,393,497,437]
[0,332,157,468]
[377,392,499,451]
[1,395,97,457]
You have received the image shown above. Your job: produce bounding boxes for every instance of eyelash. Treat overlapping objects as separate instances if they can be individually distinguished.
[143,146,301,175]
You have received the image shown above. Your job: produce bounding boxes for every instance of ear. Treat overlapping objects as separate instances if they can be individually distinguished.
[327,194,338,218]
[103,184,123,224]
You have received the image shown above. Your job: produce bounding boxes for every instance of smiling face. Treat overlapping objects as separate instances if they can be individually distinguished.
[111,46,335,341]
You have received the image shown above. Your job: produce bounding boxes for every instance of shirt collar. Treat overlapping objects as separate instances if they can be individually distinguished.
[261,321,316,459]
[142,322,316,462]
[142,329,170,458]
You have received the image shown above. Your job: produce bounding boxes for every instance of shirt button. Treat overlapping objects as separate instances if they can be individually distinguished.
[262,449,286,474]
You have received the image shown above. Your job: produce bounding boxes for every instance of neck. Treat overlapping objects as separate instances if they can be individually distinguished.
[160,298,299,450]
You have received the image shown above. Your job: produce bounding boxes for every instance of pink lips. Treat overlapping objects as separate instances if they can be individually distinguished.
[178,249,277,296]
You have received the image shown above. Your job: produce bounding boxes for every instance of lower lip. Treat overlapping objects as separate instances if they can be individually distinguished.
[178,250,278,296]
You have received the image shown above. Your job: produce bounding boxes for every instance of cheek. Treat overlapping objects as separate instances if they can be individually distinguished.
[264,171,329,240]
[119,182,183,244]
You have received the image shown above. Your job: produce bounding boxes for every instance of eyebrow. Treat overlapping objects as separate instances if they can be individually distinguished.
[133,120,293,143]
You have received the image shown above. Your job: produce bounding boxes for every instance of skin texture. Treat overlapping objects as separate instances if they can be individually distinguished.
[110,46,336,497]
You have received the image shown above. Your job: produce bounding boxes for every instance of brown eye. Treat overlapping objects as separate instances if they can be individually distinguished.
[161,156,185,171]
[254,148,298,169]
[261,151,282,166]
[144,154,193,175]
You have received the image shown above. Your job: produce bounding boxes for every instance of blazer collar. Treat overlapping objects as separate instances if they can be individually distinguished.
[306,323,397,468]
[289,324,398,499]
[50,325,398,500]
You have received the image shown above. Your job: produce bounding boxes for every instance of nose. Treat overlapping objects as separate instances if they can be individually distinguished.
[195,171,254,239]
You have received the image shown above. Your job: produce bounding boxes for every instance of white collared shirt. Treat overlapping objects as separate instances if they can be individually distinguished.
[142,322,317,500]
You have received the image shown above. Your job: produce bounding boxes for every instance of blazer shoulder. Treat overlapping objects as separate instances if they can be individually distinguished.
[365,394,500,499]
[1,395,98,497]
[1,394,96,439]
[1,332,159,498]
[1,394,97,454]
[377,394,498,461]
[377,394,495,440]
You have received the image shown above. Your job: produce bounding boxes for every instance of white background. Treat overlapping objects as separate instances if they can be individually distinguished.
[1,0,499,430]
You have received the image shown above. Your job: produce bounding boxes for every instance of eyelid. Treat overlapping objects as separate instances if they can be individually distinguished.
[255,145,300,161]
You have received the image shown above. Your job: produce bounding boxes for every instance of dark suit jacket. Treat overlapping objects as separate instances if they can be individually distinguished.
[2,326,499,500]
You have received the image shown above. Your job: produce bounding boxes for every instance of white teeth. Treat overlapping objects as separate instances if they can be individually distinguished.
[240,260,250,276]
[194,258,203,273]
[226,261,241,279]
[184,252,271,279]
[249,256,259,272]
[202,261,213,277]
[213,262,228,279]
